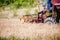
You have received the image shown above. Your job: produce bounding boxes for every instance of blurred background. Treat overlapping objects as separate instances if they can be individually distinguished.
[0,0,40,18]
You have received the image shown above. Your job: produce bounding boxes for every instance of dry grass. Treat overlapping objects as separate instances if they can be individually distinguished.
[0,19,60,40]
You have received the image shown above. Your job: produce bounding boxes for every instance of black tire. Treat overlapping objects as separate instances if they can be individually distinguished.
[44,17,56,24]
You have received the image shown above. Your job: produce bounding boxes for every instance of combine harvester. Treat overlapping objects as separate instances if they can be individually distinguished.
[38,0,60,24]
[20,0,60,24]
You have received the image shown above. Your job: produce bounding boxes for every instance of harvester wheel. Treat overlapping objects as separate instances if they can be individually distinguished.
[44,17,56,24]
